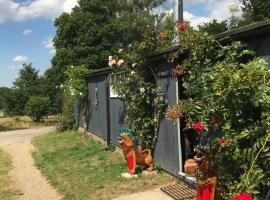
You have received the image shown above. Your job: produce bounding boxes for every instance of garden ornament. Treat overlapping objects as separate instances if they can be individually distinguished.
[195,147,217,200]
[118,133,154,175]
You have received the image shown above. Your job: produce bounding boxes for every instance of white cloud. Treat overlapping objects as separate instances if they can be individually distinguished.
[184,11,211,28]
[0,0,79,23]
[13,55,28,62]
[164,0,240,27]
[43,37,56,54]
[23,29,32,35]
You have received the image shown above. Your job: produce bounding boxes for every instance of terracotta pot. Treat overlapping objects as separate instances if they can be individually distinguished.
[184,159,198,176]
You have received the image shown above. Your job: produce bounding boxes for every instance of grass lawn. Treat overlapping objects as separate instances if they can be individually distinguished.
[0,115,58,132]
[0,150,20,200]
[32,131,175,200]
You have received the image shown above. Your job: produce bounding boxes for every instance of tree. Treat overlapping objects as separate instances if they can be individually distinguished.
[0,87,25,116]
[240,0,270,22]
[25,96,50,122]
[198,19,228,35]
[47,0,166,114]
[12,63,40,114]
[13,63,39,92]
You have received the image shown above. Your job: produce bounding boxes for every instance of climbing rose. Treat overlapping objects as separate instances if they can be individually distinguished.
[227,139,233,145]
[230,193,252,200]
[131,71,135,76]
[178,21,188,32]
[193,122,204,133]
[140,87,145,93]
[132,63,137,68]
[117,59,124,66]
[118,48,123,53]
[217,137,225,145]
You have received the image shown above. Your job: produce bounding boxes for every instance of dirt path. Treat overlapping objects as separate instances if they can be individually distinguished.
[0,127,61,200]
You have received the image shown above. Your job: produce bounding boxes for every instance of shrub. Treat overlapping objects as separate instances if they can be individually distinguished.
[166,25,270,199]
[56,92,76,132]
[25,96,50,122]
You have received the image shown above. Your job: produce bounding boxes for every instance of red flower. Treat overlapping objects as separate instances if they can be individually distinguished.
[230,193,252,200]
[217,137,225,145]
[227,139,233,145]
[171,65,185,76]
[193,122,204,133]
[178,21,188,32]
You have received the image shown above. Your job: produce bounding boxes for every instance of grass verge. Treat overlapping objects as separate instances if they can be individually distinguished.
[32,131,175,200]
[0,115,58,132]
[0,150,19,200]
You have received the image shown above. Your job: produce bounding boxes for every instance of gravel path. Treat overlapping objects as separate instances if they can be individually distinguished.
[0,127,61,200]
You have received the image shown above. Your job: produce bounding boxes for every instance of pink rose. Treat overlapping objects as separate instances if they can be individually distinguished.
[178,21,188,32]
[193,122,204,133]
[230,193,252,200]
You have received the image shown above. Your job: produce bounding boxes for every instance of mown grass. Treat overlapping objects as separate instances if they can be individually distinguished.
[32,131,175,200]
[0,116,58,132]
[0,150,20,200]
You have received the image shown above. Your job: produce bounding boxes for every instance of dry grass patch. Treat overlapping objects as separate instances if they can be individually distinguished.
[0,149,20,200]
[0,115,58,132]
[32,131,175,200]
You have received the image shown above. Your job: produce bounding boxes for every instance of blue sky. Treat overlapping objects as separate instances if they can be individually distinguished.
[0,0,237,87]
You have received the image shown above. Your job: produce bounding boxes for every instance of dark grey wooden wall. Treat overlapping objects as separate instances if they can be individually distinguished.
[83,61,183,177]
[154,70,181,176]
[87,75,108,140]
[109,98,125,145]
[245,35,270,64]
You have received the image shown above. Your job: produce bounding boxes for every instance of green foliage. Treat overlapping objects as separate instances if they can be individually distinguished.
[109,25,172,149]
[240,0,270,22]
[169,26,270,198]
[57,65,89,132]
[25,96,50,122]
[46,0,167,115]
[63,65,89,100]
[57,92,76,132]
[198,19,228,35]
[0,63,52,116]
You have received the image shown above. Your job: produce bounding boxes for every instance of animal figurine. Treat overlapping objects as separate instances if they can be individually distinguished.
[195,147,217,200]
[118,133,154,175]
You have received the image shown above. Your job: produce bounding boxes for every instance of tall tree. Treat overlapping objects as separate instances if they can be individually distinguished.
[240,0,270,22]
[198,19,228,35]
[11,63,41,115]
[47,0,166,113]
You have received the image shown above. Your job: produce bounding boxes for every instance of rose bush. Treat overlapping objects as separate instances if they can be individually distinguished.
[166,25,270,199]
[109,26,173,149]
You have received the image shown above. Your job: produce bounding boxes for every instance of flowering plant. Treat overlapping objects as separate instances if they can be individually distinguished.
[193,122,204,133]
[166,104,183,122]
[166,24,270,199]
[108,26,172,149]
[178,20,188,32]
[171,65,186,76]
[230,193,253,200]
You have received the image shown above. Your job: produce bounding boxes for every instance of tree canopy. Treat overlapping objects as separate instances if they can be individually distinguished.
[198,19,228,35]
[47,0,168,113]
[240,0,270,22]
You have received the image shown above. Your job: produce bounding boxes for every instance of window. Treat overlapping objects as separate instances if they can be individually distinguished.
[109,72,126,98]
